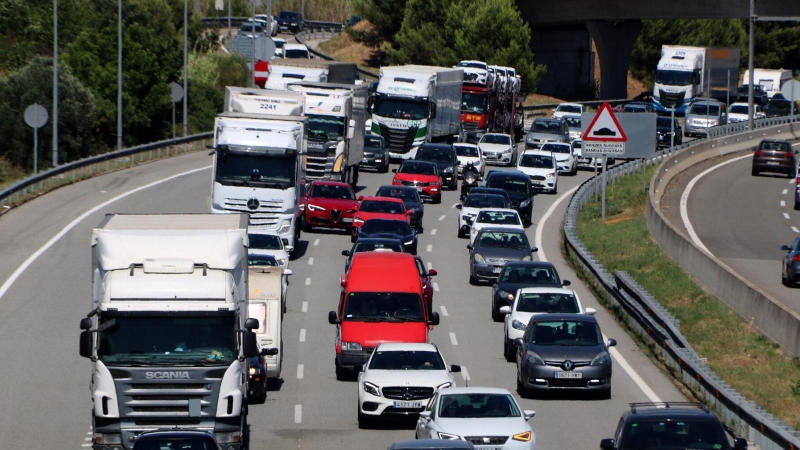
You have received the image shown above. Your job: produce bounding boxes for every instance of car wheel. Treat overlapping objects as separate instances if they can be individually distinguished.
[516,373,529,398]
[782,269,789,286]
[301,214,311,233]
[795,201,800,211]
[752,168,759,177]
[434,194,442,204]
[335,360,346,381]
[357,408,372,429]
[598,387,612,400]
[790,168,797,179]
[457,228,465,238]
[551,185,558,195]
[491,305,503,322]
[469,273,478,285]
[504,338,515,362]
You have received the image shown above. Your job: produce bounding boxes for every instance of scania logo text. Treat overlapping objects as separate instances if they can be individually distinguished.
[145,371,191,379]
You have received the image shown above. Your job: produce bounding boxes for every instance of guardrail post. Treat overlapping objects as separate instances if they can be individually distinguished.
[149,149,153,161]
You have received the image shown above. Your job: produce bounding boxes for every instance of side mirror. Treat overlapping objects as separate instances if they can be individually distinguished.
[285,245,294,252]
[328,311,340,325]
[284,269,293,276]
[428,311,440,326]
[419,411,432,421]
[607,338,617,347]
[562,280,571,286]
[530,247,539,253]
[282,238,289,245]
[429,103,437,119]
[523,410,536,421]
[428,269,438,277]
[456,204,462,209]
[406,210,413,215]
[340,274,347,287]
[261,347,279,356]
[243,331,259,358]
[465,217,473,225]
[585,307,597,315]
[733,438,748,450]
[466,244,473,250]
[782,245,791,251]
[499,306,511,314]
[392,168,397,173]
[80,317,92,330]
[513,337,524,347]
[358,196,364,202]
[342,250,350,256]
[600,438,615,450]
[354,364,364,372]
[79,331,93,358]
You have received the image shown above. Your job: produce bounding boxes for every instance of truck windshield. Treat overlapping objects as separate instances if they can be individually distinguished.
[461,93,488,113]
[215,147,296,189]
[655,70,694,86]
[307,115,346,141]
[343,292,425,322]
[98,315,237,365]
[374,98,428,120]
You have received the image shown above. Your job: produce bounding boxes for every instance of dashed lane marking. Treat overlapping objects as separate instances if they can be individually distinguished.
[295,405,302,423]
[431,229,437,235]
[785,213,791,219]
[781,201,786,207]
[793,227,799,233]
[449,333,458,346]
[451,203,459,209]
[426,244,433,252]
[313,239,320,246]
[305,277,311,286]
[438,215,446,221]
[302,302,308,312]
[299,329,306,342]
[461,366,471,384]
[433,282,440,292]
[783,189,789,195]
[297,364,304,379]
[440,305,448,316]
[426,262,432,271]
[308,257,314,265]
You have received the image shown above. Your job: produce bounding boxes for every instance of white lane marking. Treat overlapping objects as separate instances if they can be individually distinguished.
[783,189,789,195]
[426,244,433,252]
[431,229,437,235]
[426,262,433,270]
[305,277,311,286]
[461,366,471,382]
[433,282,440,292]
[784,213,791,219]
[440,305,448,316]
[791,179,797,184]
[681,154,752,254]
[451,203,459,209]
[439,215,446,221]
[81,445,92,448]
[313,238,320,246]
[449,333,458,346]
[302,301,308,312]
[294,405,302,423]
[781,201,786,207]
[535,185,580,262]
[0,166,211,302]
[793,227,799,233]
[299,329,306,342]
[297,364,304,379]
[308,257,314,265]
[99,190,107,193]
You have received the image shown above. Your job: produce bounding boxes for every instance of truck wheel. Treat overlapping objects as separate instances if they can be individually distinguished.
[351,165,359,187]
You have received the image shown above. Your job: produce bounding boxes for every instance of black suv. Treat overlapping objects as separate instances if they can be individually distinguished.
[277,11,304,33]
[737,84,769,106]
[414,143,459,190]
[600,402,747,450]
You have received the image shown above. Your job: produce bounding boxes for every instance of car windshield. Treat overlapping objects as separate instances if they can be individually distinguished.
[353,241,403,254]
[520,154,555,168]
[486,176,529,195]
[729,105,749,114]
[621,419,726,450]
[134,437,218,449]
[501,265,560,284]
[476,210,520,225]
[766,101,791,114]
[249,233,282,250]
[462,93,488,113]
[365,136,384,148]
[279,11,300,19]
[438,394,520,418]
[655,69,694,86]
[377,187,421,202]
[361,219,411,235]
[368,350,446,370]
[656,117,676,128]
[688,104,721,116]
[248,255,279,266]
[373,97,428,120]
[359,200,404,214]
[399,161,437,175]
[239,24,262,33]
[531,121,562,134]
[343,292,425,321]
[310,184,354,199]
[516,293,579,313]
[464,194,506,208]
[563,116,581,128]
[459,61,486,69]
[480,135,511,145]
[624,105,646,112]
[476,231,528,249]
[455,145,480,157]
[541,143,571,154]
[214,146,296,188]
[274,40,286,49]
[416,148,453,163]
[284,49,308,58]
[528,320,602,346]
[557,104,582,113]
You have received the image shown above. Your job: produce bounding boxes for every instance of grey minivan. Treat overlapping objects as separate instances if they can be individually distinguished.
[684,101,727,137]
[525,118,569,149]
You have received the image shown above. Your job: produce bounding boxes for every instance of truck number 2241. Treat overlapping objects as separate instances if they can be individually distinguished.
[260,103,277,110]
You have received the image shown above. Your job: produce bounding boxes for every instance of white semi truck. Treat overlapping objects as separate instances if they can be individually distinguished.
[652,45,740,114]
[287,81,367,184]
[370,65,463,160]
[78,213,261,450]
[212,87,307,248]
[265,59,358,90]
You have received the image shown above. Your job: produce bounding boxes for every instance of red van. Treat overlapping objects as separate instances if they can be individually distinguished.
[328,252,440,380]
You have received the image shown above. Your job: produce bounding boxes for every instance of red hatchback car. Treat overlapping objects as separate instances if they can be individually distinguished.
[392,160,442,204]
[352,196,411,241]
[301,180,359,232]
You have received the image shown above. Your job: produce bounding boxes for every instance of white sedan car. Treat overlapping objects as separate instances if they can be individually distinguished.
[357,343,460,428]
[469,208,523,244]
[552,102,583,119]
[453,143,484,178]
[415,387,536,449]
[540,142,576,175]
[500,287,596,361]
[478,133,516,166]
[727,102,765,123]
[248,230,292,270]
[516,150,558,194]
[457,193,510,238]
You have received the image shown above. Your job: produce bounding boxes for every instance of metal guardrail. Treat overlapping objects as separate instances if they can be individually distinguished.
[563,117,800,450]
[0,133,213,211]
[201,17,344,32]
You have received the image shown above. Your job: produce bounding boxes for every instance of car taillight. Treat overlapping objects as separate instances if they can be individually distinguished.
[784,152,794,159]
[793,255,800,262]
[754,150,763,157]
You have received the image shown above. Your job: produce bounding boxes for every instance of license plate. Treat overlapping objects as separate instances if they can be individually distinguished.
[341,218,353,223]
[555,372,582,379]
[393,401,422,408]
[492,266,502,273]
[766,161,780,165]
[415,187,423,192]
[533,182,544,187]
[475,447,502,450]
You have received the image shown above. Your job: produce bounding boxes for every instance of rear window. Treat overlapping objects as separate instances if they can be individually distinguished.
[758,141,790,152]
[516,293,578,313]
[464,194,506,208]
[621,419,726,450]
[359,200,404,214]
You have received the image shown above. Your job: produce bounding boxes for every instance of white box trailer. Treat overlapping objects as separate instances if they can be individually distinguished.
[743,68,793,98]
[247,265,285,389]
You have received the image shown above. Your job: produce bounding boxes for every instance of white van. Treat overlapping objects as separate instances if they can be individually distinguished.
[743,69,793,99]
[248,265,288,384]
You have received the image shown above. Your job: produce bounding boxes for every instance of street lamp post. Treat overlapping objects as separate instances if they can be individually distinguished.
[183,0,188,138]
[747,0,755,130]
[117,0,123,151]
[52,0,58,167]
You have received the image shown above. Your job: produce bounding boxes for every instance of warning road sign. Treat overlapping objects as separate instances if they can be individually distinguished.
[583,102,627,142]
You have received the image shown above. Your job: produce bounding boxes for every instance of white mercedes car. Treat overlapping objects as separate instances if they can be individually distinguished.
[453,143,484,178]
[415,387,536,449]
[516,150,558,194]
[457,192,510,238]
[357,343,460,428]
[469,208,523,244]
[500,287,595,361]
[540,142,576,175]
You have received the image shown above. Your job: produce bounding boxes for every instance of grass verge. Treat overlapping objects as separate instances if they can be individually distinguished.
[572,166,800,428]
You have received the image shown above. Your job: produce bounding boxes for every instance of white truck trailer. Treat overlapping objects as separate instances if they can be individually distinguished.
[265,59,359,90]
[78,213,261,450]
[247,262,286,401]
[212,87,308,249]
[652,45,740,114]
[370,65,463,160]
[287,81,367,185]
[743,68,793,99]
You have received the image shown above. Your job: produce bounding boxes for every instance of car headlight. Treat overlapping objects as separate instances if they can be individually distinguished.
[545,173,555,178]
[307,204,325,212]
[249,367,257,375]
[404,240,414,245]
[591,351,610,366]
[525,351,544,365]
[354,217,365,224]
[498,290,514,300]
[363,381,381,397]
[520,199,531,208]
[512,319,527,330]
[473,253,485,263]
[341,341,362,351]
[215,432,239,444]
[464,174,477,183]
[438,432,461,440]
[522,255,532,261]
[436,381,453,390]
[513,431,532,442]
[277,258,286,266]
[444,166,454,173]
[95,434,122,445]
[503,147,512,154]
[276,219,292,235]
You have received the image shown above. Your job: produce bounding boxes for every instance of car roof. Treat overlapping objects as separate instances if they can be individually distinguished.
[477,226,526,234]
[354,237,403,244]
[557,102,582,108]
[439,387,513,395]
[541,141,570,147]
[518,286,574,295]
[401,160,437,167]
[527,312,598,322]
[310,180,351,187]
[471,187,508,194]
[377,184,417,192]
[522,149,554,156]
[360,196,404,203]
[486,169,528,178]
[534,117,564,123]
[389,439,475,449]
[503,260,555,268]
[482,133,512,138]
[419,143,453,150]
[477,208,518,214]
[624,402,717,420]
[376,342,437,351]
[284,43,308,50]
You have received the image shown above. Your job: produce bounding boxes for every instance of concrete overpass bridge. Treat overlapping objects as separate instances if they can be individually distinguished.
[517,0,800,99]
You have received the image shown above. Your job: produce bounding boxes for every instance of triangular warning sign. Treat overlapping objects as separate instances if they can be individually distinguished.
[583,102,627,142]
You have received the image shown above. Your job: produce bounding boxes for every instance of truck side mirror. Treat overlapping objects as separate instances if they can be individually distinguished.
[80,317,92,330]
[242,331,259,358]
[79,331,93,358]
[260,347,279,356]
[245,318,260,331]
[328,311,340,325]
[347,119,355,139]
[429,102,437,119]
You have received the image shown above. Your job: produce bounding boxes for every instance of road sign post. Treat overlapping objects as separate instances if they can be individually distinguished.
[582,102,628,219]
[24,104,49,174]
[169,82,184,139]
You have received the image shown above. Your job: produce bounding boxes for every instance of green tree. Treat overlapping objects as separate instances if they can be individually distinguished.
[0,57,96,169]
[751,22,800,70]
[186,51,248,132]
[348,0,409,48]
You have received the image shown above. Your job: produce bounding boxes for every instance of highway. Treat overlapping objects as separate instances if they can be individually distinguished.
[0,148,687,450]
[683,145,800,311]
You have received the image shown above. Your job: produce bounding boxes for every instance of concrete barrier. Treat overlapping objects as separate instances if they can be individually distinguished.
[647,121,800,356]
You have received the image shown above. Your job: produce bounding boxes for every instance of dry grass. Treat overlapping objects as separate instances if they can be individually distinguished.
[318,21,382,75]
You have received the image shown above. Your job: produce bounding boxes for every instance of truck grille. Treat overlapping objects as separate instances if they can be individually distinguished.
[465,436,509,445]
[223,197,284,227]
[462,122,479,131]
[658,89,685,108]
[305,155,336,180]
[381,386,435,400]
[116,376,221,420]
[379,124,418,154]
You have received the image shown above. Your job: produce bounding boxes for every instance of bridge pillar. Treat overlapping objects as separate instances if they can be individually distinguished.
[586,20,642,100]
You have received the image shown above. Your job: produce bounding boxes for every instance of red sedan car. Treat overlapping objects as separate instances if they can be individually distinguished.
[414,255,438,314]
[301,180,359,232]
[391,160,442,204]
[352,196,412,241]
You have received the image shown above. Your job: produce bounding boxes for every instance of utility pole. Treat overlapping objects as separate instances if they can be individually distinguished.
[117,0,123,151]
[747,0,755,130]
[183,0,188,138]
[52,0,58,166]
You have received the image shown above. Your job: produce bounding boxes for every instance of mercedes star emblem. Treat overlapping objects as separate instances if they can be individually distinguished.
[246,198,260,210]
[402,388,413,400]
